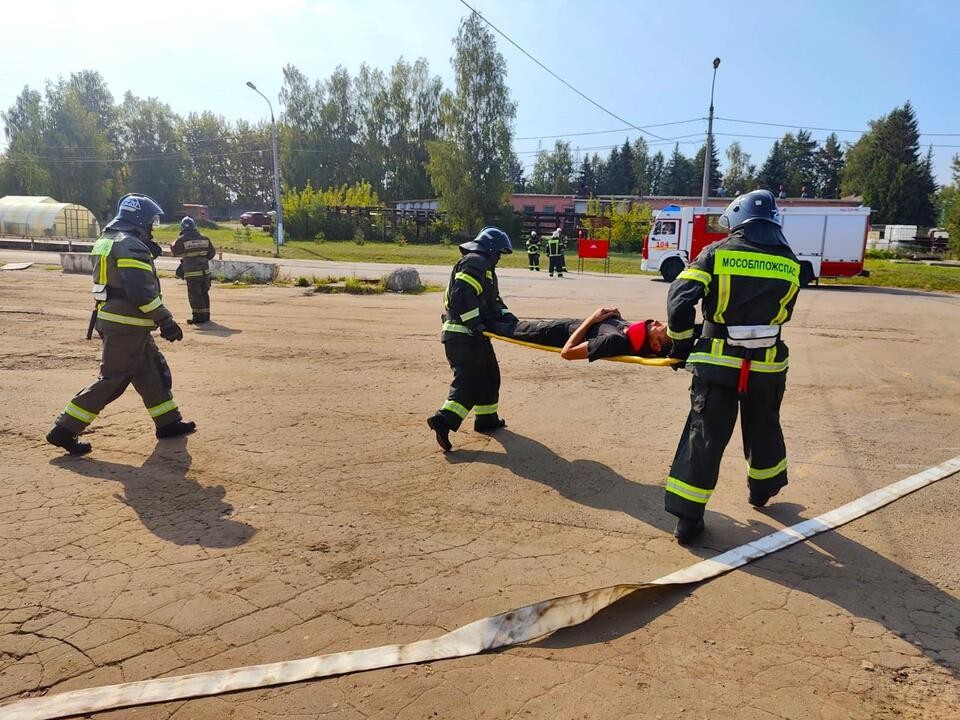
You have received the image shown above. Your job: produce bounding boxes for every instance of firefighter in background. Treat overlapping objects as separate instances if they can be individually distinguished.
[427,227,518,452]
[46,193,196,455]
[526,230,541,271]
[171,216,217,324]
[664,189,800,544]
[547,226,567,277]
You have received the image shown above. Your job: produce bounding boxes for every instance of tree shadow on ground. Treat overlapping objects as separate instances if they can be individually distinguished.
[449,430,960,675]
[51,436,255,548]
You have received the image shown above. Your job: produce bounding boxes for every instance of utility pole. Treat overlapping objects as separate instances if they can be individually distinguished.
[700,58,721,207]
[246,81,284,257]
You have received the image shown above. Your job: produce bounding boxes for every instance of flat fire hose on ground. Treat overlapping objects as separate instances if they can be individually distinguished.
[3,456,959,720]
[483,331,679,366]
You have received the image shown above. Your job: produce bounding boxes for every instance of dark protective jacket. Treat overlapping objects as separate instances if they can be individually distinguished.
[526,235,540,253]
[91,230,173,331]
[441,251,516,341]
[546,234,566,256]
[666,226,800,388]
[171,228,216,278]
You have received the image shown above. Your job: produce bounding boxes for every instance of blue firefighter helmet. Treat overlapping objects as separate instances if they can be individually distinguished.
[113,193,164,233]
[459,226,513,255]
[719,189,782,231]
[180,215,196,232]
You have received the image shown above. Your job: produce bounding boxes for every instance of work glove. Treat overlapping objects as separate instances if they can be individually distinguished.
[159,317,183,342]
[668,339,693,370]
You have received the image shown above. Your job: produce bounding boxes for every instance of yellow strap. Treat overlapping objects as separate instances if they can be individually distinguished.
[117,258,155,272]
[484,332,678,367]
[454,272,483,294]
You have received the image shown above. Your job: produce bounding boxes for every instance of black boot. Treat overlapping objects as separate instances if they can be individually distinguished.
[474,417,506,433]
[674,517,705,545]
[46,425,92,455]
[186,318,195,325]
[156,420,197,439]
[427,414,452,452]
[749,488,780,508]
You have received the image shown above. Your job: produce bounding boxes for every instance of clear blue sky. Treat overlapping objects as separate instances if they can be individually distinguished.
[2,0,958,185]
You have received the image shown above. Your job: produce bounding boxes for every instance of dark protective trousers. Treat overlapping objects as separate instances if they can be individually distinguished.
[436,335,502,431]
[186,275,211,322]
[527,251,540,270]
[55,325,182,435]
[666,375,788,520]
[508,319,576,348]
[548,254,564,276]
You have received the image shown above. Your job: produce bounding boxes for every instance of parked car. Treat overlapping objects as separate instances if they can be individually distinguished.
[240,211,272,227]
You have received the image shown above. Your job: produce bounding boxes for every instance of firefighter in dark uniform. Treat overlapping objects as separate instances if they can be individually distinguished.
[427,227,517,451]
[171,216,217,324]
[526,230,541,271]
[46,193,196,455]
[547,227,566,277]
[664,189,800,544]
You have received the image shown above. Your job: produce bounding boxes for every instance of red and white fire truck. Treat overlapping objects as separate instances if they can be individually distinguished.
[641,204,872,286]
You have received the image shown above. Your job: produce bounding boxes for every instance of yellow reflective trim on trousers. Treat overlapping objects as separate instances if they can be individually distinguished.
[687,352,788,373]
[64,402,97,424]
[147,399,178,418]
[97,309,155,327]
[442,400,468,419]
[184,271,207,278]
[139,297,162,313]
[714,250,801,284]
[667,327,694,341]
[748,458,788,480]
[714,274,731,322]
[117,258,155,272]
[455,272,483,294]
[677,267,712,291]
[474,403,498,415]
[460,307,481,322]
[442,321,472,334]
[665,476,713,504]
[771,281,799,325]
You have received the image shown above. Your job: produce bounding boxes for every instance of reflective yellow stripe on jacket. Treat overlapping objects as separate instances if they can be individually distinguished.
[97,309,155,327]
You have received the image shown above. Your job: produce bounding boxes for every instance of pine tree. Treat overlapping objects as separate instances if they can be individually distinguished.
[758,140,788,195]
[632,137,650,195]
[842,102,936,225]
[662,144,695,196]
[814,133,844,198]
[574,156,596,196]
[647,151,665,195]
[782,130,817,196]
[692,143,723,197]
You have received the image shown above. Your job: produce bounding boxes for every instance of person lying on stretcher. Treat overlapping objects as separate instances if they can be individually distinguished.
[502,306,675,361]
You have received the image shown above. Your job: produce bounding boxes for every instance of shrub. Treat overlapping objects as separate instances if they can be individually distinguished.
[295,276,311,287]
[395,233,408,247]
[353,227,366,245]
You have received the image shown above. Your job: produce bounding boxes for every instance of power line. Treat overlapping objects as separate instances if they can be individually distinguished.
[515,118,704,141]
[457,0,671,142]
[716,116,960,137]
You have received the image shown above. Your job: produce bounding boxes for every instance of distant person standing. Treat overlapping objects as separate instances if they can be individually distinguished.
[547,227,566,277]
[778,185,787,199]
[800,185,809,198]
[526,230,541,271]
[171,216,216,325]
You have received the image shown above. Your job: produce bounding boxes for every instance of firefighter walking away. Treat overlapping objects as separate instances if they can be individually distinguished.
[664,189,800,544]
[46,193,196,455]
[172,216,217,324]
[427,227,518,452]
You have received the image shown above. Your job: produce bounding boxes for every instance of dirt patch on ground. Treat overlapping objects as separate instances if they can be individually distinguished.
[1,267,959,718]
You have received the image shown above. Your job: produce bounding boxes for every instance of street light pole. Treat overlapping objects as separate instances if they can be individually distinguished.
[246,81,284,257]
[700,57,721,207]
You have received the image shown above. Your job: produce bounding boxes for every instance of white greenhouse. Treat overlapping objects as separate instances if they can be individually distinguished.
[0,195,100,239]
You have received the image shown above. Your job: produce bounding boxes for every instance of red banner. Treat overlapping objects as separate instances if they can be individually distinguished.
[578,238,609,259]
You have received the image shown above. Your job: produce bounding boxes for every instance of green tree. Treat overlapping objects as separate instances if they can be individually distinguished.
[632,137,650,195]
[814,133,844,199]
[723,141,755,196]
[758,139,788,195]
[117,92,189,214]
[529,140,574,194]
[1,87,51,196]
[574,155,597,196]
[842,102,936,225]
[427,13,516,230]
[647,151,665,194]
[662,144,696,195]
[180,111,233,208]
[780,129,818,196]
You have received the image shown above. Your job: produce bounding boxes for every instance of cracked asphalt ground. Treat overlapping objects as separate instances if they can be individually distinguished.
[2,264,960,720]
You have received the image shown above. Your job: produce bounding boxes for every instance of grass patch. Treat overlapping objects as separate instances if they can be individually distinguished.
[827,259,960,294]
[153,224,654,275]
[312,276,386,295]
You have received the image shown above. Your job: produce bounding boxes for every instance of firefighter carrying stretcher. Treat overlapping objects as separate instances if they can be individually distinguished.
[664,189,801,544]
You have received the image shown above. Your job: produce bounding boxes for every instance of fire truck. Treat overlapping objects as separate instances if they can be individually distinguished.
[641,204,872,286]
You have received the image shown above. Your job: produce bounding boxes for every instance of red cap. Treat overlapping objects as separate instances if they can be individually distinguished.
[626,321,648,354]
